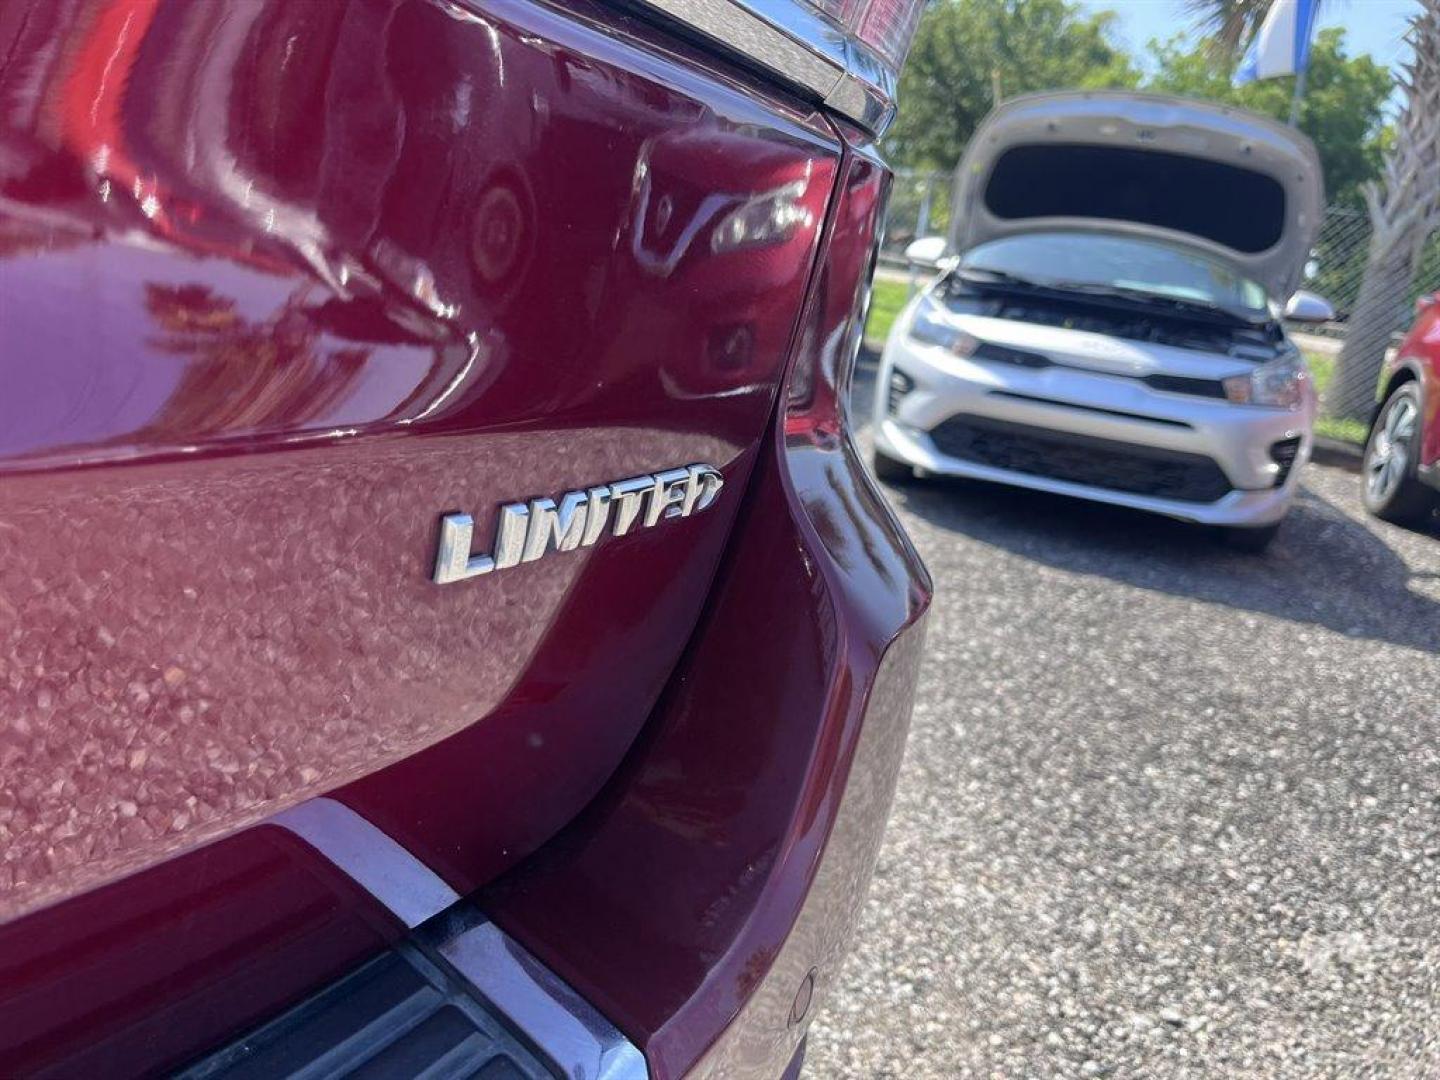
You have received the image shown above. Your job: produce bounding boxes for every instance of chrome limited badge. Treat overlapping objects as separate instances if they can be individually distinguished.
[433,464,723,584]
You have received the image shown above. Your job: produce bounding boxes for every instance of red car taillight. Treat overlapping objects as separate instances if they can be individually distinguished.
[633,0,924,134]
[822,0,926,69]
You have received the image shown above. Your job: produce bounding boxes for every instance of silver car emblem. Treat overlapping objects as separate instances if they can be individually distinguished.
[433,463,724,584]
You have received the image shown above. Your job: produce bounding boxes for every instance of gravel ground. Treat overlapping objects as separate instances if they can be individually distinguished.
[809,371,1440,1078]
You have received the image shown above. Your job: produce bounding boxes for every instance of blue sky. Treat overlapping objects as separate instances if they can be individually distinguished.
[1076,0,1416,74]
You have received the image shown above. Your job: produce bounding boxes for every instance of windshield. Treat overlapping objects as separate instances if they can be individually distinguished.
[960,232,1271,319]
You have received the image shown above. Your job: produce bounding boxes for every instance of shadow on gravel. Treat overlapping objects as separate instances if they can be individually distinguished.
[881,476,1440,656]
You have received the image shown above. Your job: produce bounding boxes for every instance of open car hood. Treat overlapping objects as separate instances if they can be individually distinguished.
[949,91,1324,301]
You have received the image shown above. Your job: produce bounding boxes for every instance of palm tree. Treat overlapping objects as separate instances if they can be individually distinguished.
[1184,0,1282,53]
[1193,0,1440,424]
[1327,1,1440,422]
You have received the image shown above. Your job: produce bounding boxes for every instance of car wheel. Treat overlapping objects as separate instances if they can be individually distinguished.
[1222,522,1281,554]
[1362,383,1436,524]
[871,446,915,485]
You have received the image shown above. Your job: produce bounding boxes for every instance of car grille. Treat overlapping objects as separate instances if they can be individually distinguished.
[1144,372,1228,399]
[928,414,1234,503]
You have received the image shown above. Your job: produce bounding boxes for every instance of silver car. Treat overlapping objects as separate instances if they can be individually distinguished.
[873,91,1333,552]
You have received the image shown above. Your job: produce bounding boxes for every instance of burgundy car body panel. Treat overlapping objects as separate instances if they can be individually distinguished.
[0,0,836,911]
[483,134,931,1079]
[0,1,931,1075]
[0,0,861,1066]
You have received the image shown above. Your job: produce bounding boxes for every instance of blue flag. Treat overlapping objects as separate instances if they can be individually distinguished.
[1234,0,1321,84]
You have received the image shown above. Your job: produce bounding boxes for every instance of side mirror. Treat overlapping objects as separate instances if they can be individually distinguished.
[903,235,949,269]
[1284,289,1335,324]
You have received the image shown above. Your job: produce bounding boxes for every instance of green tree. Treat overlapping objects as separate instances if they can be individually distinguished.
[1180,0,1440,423]
[1145,28,1392,207]
[886,0,1138,170]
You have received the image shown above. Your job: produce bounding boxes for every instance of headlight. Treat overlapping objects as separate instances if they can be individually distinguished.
[906,297,979,357]
[1222,352,1308,409]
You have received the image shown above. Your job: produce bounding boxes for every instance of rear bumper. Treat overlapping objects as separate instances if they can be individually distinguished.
[685,623,927,1078]
[178,561,923,1080]
[180,552,927,1079]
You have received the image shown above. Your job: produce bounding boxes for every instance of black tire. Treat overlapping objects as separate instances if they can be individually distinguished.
[1222,522,1282,554]
[1362,383,1437,525]
[871,446,915,485]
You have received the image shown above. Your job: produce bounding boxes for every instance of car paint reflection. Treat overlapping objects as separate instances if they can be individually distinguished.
[0,0,837,931]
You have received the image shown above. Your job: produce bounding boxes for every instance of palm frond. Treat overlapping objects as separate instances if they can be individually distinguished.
[1181,0,1287,57]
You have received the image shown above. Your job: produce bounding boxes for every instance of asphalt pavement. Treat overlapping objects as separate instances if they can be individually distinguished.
[808,368,1440,1077]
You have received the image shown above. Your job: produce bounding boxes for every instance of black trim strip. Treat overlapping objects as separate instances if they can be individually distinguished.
[964,336,1230,400]
[928,413,1233,503]
[1144,372,1229,399]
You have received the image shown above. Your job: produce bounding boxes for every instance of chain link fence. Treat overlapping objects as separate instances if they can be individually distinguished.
[1305,207,1370,334]
[1306,206,1440,339]
[880,169,1440,349]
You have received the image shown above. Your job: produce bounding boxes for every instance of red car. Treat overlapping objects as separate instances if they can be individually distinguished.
[0,2,930,1077]
[1363,292,1440,523]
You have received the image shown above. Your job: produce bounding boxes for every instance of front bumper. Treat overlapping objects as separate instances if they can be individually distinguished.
[875,332,1314,527]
